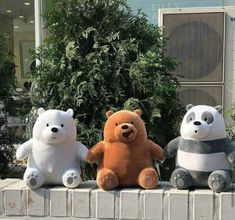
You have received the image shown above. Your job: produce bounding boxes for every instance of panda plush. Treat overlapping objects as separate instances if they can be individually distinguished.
[164,104,235,192]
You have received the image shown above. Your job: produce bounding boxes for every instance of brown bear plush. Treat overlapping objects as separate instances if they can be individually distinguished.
[87,109,164,190]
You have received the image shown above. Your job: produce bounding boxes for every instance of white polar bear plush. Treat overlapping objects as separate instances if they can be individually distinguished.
[16,108,88,189]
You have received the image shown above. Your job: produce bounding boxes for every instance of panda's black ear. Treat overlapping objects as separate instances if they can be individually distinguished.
[215,105,223,114]
[186,104,194,111]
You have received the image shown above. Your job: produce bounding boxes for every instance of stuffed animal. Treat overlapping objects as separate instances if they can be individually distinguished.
[87,109,164,190]
[164,104,235,192]
[16,108,88,189]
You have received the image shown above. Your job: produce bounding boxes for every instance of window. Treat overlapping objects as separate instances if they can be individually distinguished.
[0,0,35,89]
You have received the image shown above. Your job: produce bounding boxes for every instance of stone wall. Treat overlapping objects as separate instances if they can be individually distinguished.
[0,179,235,219]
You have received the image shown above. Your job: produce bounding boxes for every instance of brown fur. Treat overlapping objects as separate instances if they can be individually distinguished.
[87,110,164,190]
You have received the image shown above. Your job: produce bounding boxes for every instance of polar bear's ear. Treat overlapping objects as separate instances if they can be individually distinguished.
[66,109,74,117]
[215,105,223,114]
[186,104,194,111]
[106,110,114,118]
[134,109,142,116]
[38,107,45,115]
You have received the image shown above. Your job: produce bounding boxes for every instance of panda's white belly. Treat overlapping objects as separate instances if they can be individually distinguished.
[177,150,231,172]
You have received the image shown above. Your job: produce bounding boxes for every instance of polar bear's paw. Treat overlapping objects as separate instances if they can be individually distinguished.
[24,169,44,189]
[62,170,81,188]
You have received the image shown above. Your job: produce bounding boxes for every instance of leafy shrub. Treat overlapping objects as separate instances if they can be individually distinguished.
[0,33,32,177]
[32,0,183,180]
[0,33,16,175]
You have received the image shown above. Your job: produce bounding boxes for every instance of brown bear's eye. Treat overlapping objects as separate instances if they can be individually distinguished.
[46,123,49,127]
[115,123,118,126]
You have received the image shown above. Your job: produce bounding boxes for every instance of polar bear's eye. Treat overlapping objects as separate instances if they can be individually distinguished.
[61,124,64,127]
[46,123,49,127]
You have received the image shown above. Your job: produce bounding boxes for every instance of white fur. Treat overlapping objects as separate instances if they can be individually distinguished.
[16,109,88,189]
[180,105,227,141]
[177,150,231,172]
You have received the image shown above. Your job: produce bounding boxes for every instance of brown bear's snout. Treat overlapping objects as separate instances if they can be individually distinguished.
[121,124,134,139]
[113,120,137,142]
[122,130,134,138]
[121,125,129,130]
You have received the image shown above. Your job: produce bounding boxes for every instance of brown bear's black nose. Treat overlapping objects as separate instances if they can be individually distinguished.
[121,125,129,130]
[194,121,201,126]
[51,127,58,133]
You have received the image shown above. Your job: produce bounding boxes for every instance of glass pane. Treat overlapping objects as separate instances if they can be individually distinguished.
[0,0,35,177]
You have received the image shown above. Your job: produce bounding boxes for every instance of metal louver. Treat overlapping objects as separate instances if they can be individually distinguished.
[161,10,225,108]
[163,12,224,83]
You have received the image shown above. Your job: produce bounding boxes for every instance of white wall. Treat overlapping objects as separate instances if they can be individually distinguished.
[224,8,235,114]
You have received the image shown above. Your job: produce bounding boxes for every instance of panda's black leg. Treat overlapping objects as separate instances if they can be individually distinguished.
[170,168,192,189]
[208,170,231,193]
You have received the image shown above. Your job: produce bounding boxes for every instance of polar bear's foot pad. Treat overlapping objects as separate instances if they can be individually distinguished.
[208,172,229,192]
[30,178,37,186]
[171,168,192,189]
[62,170,81,188]
[24,170,44,189]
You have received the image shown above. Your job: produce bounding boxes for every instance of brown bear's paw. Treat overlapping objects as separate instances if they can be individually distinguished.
[138,167,158,189]
[97,168,119,190]
[87,151,96,164]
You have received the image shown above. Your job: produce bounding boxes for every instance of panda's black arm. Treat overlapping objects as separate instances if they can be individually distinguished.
[224,139,235,154]
[164,136,181,158]
[224,139,235,163]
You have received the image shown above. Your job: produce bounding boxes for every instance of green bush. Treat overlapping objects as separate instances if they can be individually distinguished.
[0,33,17,175]
[32,0,183,180]
[0,33,32,178]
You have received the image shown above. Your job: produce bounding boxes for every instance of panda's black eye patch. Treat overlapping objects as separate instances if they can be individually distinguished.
[202,111,213,124]
[186,112,195,123]
[46,123,49,127]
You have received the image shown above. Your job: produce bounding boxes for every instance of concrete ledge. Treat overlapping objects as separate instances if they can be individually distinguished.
[0,179,235,219]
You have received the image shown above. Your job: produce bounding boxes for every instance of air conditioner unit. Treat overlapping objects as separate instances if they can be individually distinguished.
[159,7,235,110]
[179,85,223,107]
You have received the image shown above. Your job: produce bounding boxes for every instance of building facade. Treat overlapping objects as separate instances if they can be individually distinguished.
[129,0,235,113]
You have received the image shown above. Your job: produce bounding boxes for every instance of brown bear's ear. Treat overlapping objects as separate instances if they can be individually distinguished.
[134,109,142,116]
[106,110,114,118]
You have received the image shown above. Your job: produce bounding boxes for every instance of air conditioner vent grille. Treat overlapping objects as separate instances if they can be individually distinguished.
[163,12,224,82]
[179,85,223,107]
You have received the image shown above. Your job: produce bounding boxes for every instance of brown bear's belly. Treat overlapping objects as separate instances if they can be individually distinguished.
[102,143,153,186]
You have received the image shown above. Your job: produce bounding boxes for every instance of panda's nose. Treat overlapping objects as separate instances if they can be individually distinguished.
[51,127,58,133]
[194,121,201,126]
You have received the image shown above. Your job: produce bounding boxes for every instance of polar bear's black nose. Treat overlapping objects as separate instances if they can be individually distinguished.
[121,125,129,130]
[51,127,58,133]
[194,121,201,126]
